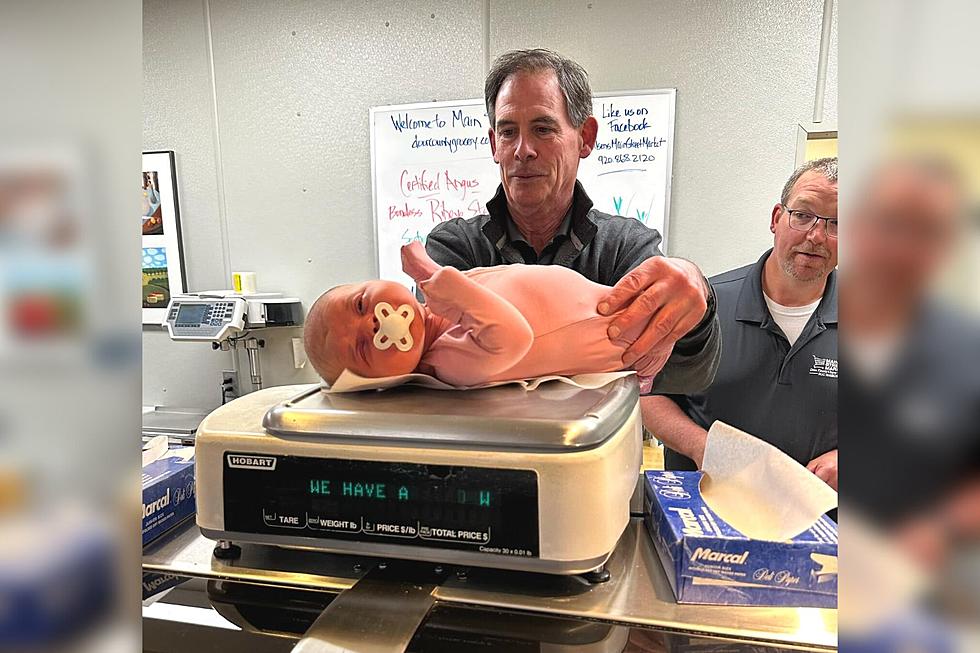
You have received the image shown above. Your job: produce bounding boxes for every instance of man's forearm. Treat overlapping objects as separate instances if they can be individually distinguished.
[640,396,708,468]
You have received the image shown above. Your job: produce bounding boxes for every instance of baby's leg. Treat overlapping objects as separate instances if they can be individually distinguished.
[401,241,442,283]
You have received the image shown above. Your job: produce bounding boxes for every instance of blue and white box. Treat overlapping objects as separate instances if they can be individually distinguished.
[142,444,196,547]
[644,470,837,608]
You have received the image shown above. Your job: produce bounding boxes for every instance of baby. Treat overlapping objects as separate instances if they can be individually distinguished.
[304,242,655,387]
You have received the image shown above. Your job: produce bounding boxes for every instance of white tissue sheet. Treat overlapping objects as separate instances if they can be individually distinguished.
[326,369,635,393]
[700,421,838,541]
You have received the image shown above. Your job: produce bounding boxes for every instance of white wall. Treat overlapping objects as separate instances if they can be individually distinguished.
[143,0,836,409]
[489,0,838,271]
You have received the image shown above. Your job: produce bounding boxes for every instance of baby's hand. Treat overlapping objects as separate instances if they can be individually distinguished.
[401,241,441,283]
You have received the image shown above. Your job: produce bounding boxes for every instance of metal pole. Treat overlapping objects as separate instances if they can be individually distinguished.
[813,0,834,123]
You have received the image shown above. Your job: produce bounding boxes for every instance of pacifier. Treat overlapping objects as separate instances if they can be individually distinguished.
[372,302,415,352]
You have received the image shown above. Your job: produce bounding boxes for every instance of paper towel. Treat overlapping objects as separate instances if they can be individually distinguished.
[325,368,635,393]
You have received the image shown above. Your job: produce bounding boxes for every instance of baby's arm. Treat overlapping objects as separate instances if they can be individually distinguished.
[419,267,534,386]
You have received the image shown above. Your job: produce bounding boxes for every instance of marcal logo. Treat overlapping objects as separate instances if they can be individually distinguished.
[691,547,750,565]
[142,488,170,519]
[668,507,705,537]
[227,454,277,471]
[143,573,179,595]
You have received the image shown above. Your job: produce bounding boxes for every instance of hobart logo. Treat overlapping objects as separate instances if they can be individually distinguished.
[227,454,277,470]
[142,488,170,518]
[668,507,705,537]
[809,355,838,378]
[691,547,749,565]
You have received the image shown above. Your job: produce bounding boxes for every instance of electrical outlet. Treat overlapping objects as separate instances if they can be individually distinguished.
[219,369,240,401]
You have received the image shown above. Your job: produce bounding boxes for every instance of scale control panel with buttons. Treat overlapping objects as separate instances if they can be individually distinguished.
[163,297,248,341]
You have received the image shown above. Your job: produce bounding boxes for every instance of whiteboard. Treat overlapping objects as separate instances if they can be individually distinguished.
[370,90,675,289]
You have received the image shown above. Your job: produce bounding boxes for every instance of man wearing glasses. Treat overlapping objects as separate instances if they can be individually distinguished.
[642,157,838,490]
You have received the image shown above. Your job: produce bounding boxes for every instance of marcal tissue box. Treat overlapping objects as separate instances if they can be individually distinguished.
[141,443,195,547]
[644,470,837,608]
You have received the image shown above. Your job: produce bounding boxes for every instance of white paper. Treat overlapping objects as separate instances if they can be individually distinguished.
[325,369,635,393]
[700,421,838,541]
[141,435,169,468]
[142,435,195,467]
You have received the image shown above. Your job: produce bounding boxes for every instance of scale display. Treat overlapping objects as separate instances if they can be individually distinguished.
[223,453,539,557]
[175,303,208,326]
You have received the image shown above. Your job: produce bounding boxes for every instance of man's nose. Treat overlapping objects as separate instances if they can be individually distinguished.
[807,219,830,243]
[514,135,536,161]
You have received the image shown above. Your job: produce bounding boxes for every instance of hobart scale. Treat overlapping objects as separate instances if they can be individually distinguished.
[195,377,641,578]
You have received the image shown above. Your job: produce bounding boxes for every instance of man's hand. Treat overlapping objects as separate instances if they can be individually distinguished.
[598,257,709,377]
[806,449,838,490]
[401,241,442,284]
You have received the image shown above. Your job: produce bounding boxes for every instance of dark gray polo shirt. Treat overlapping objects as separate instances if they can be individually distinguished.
[504,206,574,265]
[664,249,838,469]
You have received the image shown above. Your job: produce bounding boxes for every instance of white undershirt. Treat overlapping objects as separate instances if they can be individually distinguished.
[763,292,821,346]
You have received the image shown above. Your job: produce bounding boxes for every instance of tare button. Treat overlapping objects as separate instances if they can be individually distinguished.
[263,510,305,529]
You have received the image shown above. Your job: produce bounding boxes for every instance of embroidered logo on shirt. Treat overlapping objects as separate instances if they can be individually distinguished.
[809,355,838,378]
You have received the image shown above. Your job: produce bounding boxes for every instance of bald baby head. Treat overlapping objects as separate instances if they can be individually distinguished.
[304,286,345,385]
[303,280,427,386]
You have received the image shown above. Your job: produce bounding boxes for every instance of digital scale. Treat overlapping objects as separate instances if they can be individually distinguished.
[195,377,641,576]
[163,291,302,342]
[162,290,303,391]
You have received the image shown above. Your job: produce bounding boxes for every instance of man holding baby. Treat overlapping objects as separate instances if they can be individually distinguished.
[426,48,721,394]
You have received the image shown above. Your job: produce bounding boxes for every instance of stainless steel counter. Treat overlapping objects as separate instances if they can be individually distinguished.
[143,518,836,650]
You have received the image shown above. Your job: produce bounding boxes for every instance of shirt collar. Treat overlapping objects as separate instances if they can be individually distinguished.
[736,248,838,325]
[484,180,598,253]
[504,204,574,246]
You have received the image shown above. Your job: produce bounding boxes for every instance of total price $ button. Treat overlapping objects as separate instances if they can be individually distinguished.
[419,525,490,544]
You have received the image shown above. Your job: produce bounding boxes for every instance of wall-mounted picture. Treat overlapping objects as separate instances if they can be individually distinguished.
[142,151,185,324]
[142,247,171,308]
[142,170,163,234]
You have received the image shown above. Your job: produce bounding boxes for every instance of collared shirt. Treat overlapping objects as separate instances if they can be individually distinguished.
[424,180,722,395]
[664,249,838,468]
[504,206,574,265]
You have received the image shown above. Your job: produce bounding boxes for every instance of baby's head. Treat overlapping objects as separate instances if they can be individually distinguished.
[304,280,426,385]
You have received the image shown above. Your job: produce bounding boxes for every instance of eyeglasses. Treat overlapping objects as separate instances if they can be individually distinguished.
[781,205,838,238]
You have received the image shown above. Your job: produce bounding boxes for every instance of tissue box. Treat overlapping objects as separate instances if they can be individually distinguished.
[142,446,196,547]
[644,470,837,608]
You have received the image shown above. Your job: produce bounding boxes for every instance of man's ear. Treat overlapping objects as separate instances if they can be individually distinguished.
[579,116,599,158]
[489,127,498,163]
[770,203,783,234]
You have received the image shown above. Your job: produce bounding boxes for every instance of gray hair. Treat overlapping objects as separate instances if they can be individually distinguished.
[485,49,593,129]
[781,157,838,205]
